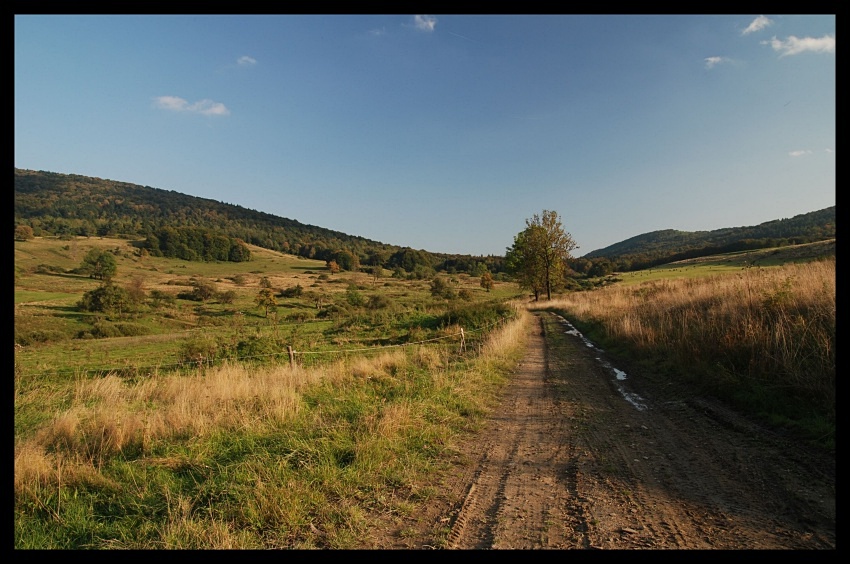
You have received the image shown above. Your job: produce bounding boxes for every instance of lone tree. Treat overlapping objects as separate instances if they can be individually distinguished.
[80,248,118,281]
[255,287,277,318]
[506,210,578,301]
[480,270,495,292]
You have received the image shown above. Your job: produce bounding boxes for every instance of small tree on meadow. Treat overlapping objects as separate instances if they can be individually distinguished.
[78,282,133,315]
[480,271,495,292]
[255,288,277,317]
[80,248,118,281]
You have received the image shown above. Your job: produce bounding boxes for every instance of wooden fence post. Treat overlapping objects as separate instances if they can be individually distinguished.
[460,328,465,353]
[288,346,295,368]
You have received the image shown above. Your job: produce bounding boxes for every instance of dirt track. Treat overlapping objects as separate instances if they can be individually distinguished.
[369,311,836,549]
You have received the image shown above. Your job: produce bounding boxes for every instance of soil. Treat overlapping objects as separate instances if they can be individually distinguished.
[365,311,836,550]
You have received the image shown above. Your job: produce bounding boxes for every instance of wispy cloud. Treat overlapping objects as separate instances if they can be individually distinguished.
[742,15,772,35]
[414,15,437,32]
[369,27,386,36]
[789,150,813,157]
[704,56,731,69]
[237,55,257,66]
[153,96,230,116]
[763,34,835,57]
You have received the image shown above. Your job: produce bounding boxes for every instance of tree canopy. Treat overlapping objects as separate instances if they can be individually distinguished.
[506,210,578,301]
[80,248,118,281]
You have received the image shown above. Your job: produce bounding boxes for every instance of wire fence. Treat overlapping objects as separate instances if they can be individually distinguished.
[16,316,511,379]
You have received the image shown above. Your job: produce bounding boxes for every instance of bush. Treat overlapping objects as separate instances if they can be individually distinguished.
[35,264,65,274]
[89,322,122,338]
[148,289,176,307]
[218,290,237,304]
[346,285,365,307]
[367,295,392,310]
[15,329,67,346]
[113,322,151,337]
[317,304,349,319]
[78,283,133,314]
[438,301,515,330]
[178,334,221,364]
[236,336,282,363]
[279,284,304,298]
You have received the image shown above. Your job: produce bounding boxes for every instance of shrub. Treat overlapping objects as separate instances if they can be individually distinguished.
[148,290,176,307]
[367,295,392,310]
[78,283,133,314]
[35,264,65,274]
[15,329,67,346]
[346,285,365,307]
[279,284,304,298]
[236,335,283,363]
[178,334,221,364]
[218,290,237,305]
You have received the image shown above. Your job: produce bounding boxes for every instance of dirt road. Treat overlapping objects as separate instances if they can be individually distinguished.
[371,311,835,549]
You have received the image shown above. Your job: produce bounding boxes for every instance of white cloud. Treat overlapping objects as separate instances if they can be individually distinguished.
[824,148,834,153]
[789,150,812,157]
[369,27,386,36]
[237,55,257,66]
[153,96,230,116]
[414,15,437,32]
[763,34,835,57]
[742,15,772,35]
[153,95,188,111]
[704,56,729,69]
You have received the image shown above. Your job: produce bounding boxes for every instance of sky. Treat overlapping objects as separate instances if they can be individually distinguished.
[14,14,835,258]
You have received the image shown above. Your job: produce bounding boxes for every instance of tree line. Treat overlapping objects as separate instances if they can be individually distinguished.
[14,169,506,276]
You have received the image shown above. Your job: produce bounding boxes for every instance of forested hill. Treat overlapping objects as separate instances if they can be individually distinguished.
[583,206,835,270]
[13,169,505,275]
[14,168,834,275]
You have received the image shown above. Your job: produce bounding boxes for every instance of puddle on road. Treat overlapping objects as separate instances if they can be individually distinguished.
[550,313,647,411]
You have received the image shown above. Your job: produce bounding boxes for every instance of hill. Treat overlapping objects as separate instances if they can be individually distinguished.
[15,168,834,274]
[13,168,505,276]
[583,206,835,269]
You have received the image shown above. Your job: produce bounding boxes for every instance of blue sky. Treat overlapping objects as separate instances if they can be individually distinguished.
[14,14,835,257]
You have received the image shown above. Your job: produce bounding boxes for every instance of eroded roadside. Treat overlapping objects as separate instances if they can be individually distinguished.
[368,311,835,549]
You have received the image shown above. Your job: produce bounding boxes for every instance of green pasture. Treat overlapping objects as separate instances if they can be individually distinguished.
[613,240,834,286]
[14,236,520,381]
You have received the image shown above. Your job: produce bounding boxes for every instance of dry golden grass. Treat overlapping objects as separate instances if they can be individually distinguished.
[15,299,529,548]
[541,259,835,422]
[15,302,526,499]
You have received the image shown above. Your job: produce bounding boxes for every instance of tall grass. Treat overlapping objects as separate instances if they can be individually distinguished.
[15,303,528,549]
[539,258,835,446]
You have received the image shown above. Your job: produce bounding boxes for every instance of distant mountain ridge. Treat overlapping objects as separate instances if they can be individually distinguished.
[583,207,835,268]
[14,168,834,272]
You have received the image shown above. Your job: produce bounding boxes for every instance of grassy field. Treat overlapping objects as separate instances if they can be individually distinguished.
[537,242,836,449]
[614,239,836,285]
[15,237,520,377]
[14,235,834,548]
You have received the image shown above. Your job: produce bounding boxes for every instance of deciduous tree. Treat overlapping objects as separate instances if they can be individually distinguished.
[80,248,118,281]
[255,288,277,318]
[15,225,34,241]
[480,271,494,292]
[506,210,578,301]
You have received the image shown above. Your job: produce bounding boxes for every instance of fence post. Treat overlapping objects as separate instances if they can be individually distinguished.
[460,328,465,353]
[288,346,295,368]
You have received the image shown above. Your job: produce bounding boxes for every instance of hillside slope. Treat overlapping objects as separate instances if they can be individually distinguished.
[15,168,834,271]
[583,206,834,266]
